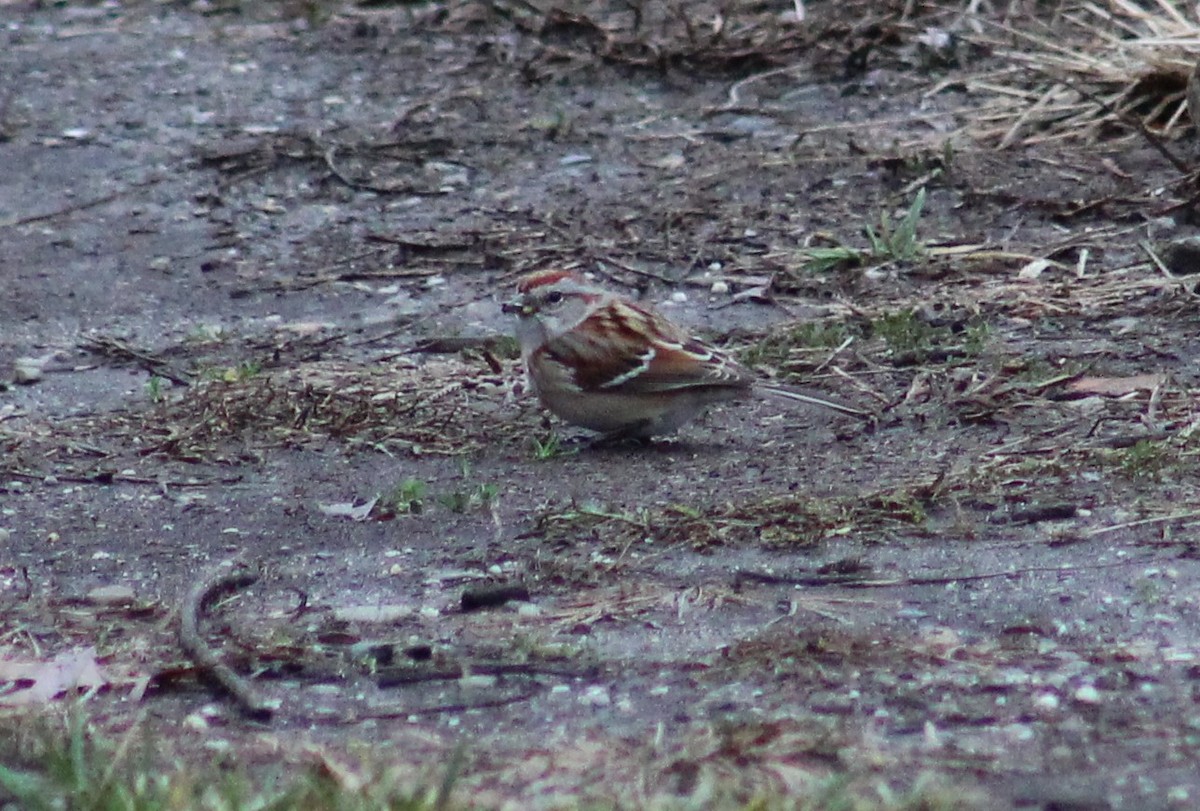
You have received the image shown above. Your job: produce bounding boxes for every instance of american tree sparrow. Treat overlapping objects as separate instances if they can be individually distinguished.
[502,270,868,439]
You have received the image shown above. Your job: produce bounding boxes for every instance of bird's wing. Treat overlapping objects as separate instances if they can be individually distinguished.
[542,301,752,395]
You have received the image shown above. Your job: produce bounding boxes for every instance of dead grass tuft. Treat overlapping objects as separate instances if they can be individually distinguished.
[964,1,1200,146]
[534,486,928,553]
[1,357,528,477]
[148,358,524,458]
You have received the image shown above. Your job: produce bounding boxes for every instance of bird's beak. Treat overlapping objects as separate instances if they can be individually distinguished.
[501,297,528,316]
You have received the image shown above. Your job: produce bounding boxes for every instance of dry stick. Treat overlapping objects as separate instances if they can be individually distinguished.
[1086,509,1200,538]
[179,558,274,721]
[738,557,1161,589]
[376,661,599,688]
[0,176,163,229]
[304,685,548,725]
[79,336,192,387]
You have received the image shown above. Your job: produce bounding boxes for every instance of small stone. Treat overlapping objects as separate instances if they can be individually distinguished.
[1073,684,1101,704]
[1033,692,1059,711]
[12,358,44,384]
[333,605,413,624]
[579,685,611,707]
[87,584,136,606]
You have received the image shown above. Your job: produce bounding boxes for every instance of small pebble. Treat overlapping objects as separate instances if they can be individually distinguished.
[579,685,611,707]
[333,605,413,623]
[1073,684,1101,704]
[87,584,135,606]
[12,359,43,384]
[1033,692,1060,711]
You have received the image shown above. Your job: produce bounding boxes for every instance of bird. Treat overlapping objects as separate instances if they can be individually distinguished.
[502,269,868,440]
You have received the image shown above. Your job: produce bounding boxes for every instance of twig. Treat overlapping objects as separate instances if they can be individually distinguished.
[0,176,163,229]
[78,336,192,387]
[376,661,599,689]
[2,469,243,487]
[1087,510,1200,538]
[737,557,1159,589]
[304,685,547,725]
[179,557,273,721]
[813,336,855,374]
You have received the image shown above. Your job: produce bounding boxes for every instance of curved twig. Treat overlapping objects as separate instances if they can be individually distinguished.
[179,557,273,721]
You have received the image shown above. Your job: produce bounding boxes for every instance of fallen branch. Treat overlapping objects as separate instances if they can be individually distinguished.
[178,557,273,721]
[735,557,1161,589]
[375,661,599,689]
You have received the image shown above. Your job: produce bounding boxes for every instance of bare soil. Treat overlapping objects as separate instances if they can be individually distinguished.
[4,2,1200,809]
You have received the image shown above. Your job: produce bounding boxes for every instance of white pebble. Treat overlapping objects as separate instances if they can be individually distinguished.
[333,605,413,623]
[12,359,44,384]
[710,281,730,295]
[1033,692,1059,711]
[670,291,688,304]
[459,674,497,690]
[579,685,611,707]
[87,585,135,606]
[1073,684,1101,704]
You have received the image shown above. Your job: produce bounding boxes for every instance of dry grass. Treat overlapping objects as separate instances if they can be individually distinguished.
[0,356,528,478]
[962,0,1200,146]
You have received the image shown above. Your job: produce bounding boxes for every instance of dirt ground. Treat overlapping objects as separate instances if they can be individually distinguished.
[4,1,1200,808]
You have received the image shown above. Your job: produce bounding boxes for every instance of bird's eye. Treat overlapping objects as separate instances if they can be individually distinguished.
[544,291,564,305]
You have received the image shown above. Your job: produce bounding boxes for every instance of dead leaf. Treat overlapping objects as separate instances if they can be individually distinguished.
[0,647,107,705]
[1017,258,1053,279]
[1066,374,1164,397]
[318,496,379,521]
